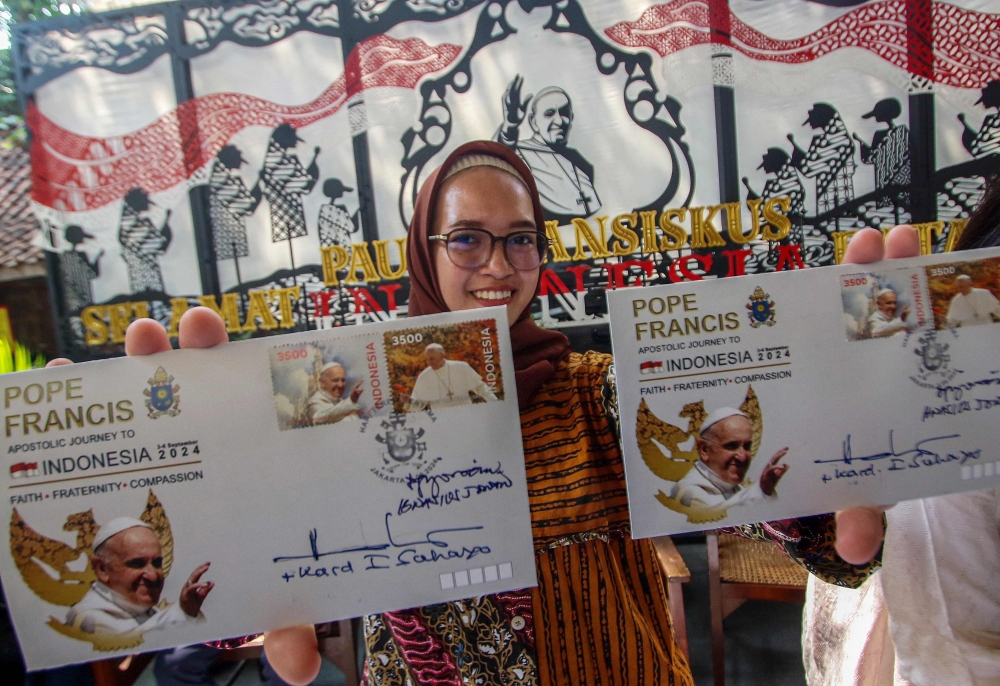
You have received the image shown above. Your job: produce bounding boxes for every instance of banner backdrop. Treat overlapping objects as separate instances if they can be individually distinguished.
[13,0,1000,358]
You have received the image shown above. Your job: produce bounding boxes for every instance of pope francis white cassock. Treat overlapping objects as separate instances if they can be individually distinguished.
[946,276,1000,327]
[410,343,498,409]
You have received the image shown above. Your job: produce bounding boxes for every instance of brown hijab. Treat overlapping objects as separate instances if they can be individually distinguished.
[406,140,571,407]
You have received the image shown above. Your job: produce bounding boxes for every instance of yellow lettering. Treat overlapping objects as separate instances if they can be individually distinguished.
[82,305,109,346]
[571,218,612,260]
[761,197,792,241]
[320,245,350,286]
[639,211,659,254]
[689,205,727,249]
[166,297,190,337]
[913,221,945,255]
[345,242,380,284]
[197,293,243,333]
[108,304,133,344]
[372,239,407,280]
[243,290,279,331]
[544,220,571,262]
[944,219,967,253]
[659,208,689,250]
[610,213,640,256]
[728,200,761,244]
[269,287,300,329]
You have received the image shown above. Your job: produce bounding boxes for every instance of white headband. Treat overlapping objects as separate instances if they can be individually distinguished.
[93,517,151,551]
[443,154,525,184]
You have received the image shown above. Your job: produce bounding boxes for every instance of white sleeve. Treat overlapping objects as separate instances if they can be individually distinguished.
[459,363,498,401]
[410,369,434,404]
[986,291,1000,317]
[946,297,962,327]
[144,603,205,633]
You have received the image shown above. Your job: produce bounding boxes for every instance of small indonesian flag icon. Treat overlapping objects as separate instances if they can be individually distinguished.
[10,462,39,478]
[640,361,663,375]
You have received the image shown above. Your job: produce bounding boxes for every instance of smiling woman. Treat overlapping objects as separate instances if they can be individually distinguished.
[265,141,696,685]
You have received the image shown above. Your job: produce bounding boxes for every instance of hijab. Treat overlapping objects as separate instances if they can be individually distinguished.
[406,140,572,407]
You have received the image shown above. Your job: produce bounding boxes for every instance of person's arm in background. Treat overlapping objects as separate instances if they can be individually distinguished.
[726,225,920,583]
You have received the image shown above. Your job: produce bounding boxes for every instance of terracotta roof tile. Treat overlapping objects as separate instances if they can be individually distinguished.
[0,144,43,269]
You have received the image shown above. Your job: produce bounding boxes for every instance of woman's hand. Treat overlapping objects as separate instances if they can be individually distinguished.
[46,306,229,369]
[263,625,322,685]
[833,225,920,565]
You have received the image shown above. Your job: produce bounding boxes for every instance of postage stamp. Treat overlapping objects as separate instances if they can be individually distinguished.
[840,267,925,341]
[383,319,505,413]
[925,256,1000,330]
[268,339,380,430]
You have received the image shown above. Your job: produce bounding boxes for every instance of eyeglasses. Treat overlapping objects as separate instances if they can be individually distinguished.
[705,438,753,453]
[429,228,551,271]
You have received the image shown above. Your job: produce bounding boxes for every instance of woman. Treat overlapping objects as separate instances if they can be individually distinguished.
[358,141,692,684]
[81,141,877,684]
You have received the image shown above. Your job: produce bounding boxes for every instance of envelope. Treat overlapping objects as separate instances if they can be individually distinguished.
[1,307,535,670]
[607,247,1000,538]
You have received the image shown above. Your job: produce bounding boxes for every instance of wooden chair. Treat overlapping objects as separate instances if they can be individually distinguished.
[651,535,692,662]
[707,531,808,686]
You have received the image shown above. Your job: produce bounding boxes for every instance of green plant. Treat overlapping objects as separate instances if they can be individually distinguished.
[0,337,45,373]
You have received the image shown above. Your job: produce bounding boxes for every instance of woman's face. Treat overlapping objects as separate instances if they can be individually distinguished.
[432,166,540,322]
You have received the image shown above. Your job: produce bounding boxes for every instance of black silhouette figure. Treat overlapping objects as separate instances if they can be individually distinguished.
[743,147,806,243]
[496,74,601,222]
[258,123,319,271]
[118,188,171,294]
[317,178,357,248]
[959,81,1000,157]
[208,145,261,286]
[60,225,103,312]
[788,103,856,214]
[854,98,910,209]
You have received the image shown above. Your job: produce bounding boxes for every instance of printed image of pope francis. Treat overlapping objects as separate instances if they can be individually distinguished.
[64,517,212,637]
[309,362,363,425]
[867,287,911,337]
[410,343,497,410]
[945,274,1000,327]
[670,407,789,513]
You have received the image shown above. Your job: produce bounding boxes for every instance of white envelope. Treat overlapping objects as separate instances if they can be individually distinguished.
[1,307,535,670]
[608,247,1000,538]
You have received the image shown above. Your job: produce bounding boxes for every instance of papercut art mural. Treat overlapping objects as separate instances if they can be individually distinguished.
[12,0,999,358]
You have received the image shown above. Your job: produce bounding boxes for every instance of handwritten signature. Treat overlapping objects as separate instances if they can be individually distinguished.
[815,431,980,473]
[936,373,1000,402]
[398,462,513,515]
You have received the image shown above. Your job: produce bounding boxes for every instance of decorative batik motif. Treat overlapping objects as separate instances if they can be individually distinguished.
[725,514,883,589]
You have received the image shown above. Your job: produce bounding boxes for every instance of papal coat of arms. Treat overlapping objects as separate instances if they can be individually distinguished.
[376,415,426,464]
[746,287,776,328]
[144,367,180,418]
[9,491,173,652]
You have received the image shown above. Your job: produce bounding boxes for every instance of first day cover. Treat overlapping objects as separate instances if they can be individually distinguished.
[0,307,535,670]
[608,247,1000,538]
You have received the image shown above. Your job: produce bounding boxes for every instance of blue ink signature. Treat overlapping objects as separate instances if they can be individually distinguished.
[815,431,962,466]
[272,512,483,564]
[937,372,1000,402]
[398,462,513,515]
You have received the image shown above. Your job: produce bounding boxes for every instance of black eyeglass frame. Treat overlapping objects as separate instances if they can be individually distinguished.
[428,228,553,271]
